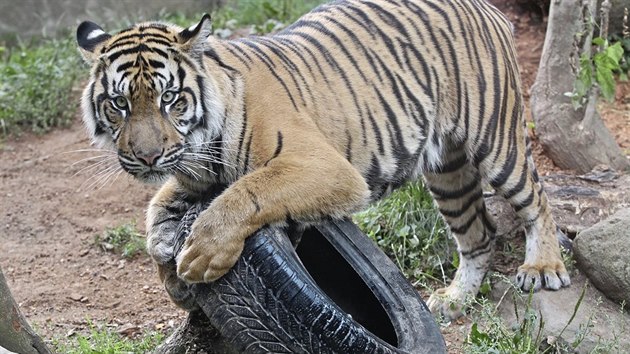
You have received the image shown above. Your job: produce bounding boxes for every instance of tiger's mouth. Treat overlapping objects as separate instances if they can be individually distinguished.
[117,154,174,183]
[117,144,188,183]
[130,168,171,184]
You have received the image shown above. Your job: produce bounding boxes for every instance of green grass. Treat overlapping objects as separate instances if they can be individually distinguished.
[95,222,146,258]
[463,276,623,354]
[354,181,454,289]
[162,0,328,35]
[0,34,84,136]
[54,321,164,354]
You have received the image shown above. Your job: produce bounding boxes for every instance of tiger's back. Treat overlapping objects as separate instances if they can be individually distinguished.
[212,0,522,200]
[77,0,569,321]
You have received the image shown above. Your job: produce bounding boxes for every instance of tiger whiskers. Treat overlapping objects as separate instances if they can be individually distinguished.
[181,152,236,170]
[65,148,118,176]
[71,153,117,166]
[62,148,116,155]
[181,159,217,176]
[174,163,203,180]
[71,155,119,177]
[79,161,123,191]
[184,140,238,150]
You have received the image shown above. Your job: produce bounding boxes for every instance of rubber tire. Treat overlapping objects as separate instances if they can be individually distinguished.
[174,202,446,354]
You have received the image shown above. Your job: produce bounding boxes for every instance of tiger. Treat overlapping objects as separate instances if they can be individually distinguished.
[76,0,571,320]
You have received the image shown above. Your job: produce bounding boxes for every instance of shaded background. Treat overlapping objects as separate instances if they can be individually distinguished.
[0,0,224,38]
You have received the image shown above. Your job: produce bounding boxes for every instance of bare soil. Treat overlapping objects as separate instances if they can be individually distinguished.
[0,126,184,341]
[1,1,628,352]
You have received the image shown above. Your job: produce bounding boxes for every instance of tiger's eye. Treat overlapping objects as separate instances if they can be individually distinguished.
[162,91,176,104]
[113,96,128,109]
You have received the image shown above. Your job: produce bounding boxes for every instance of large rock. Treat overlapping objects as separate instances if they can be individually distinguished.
[574,208,630,305]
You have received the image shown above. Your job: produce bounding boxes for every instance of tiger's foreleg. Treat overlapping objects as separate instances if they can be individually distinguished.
[176,149,371,283]
[146,178,198,310]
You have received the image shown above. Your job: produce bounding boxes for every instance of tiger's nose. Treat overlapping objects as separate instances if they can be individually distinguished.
[134,148,163,166]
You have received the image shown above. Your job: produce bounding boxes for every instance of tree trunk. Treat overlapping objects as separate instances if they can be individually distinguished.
[530,0,630,173]
[0,267,50,354]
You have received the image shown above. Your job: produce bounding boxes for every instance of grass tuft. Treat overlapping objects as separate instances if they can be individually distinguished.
[464,276,622,354]
[54,321,164,354]
[354,181,454,289]
[95,222,146,258]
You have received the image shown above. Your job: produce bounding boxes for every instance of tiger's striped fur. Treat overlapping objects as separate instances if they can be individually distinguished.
[77,0,570,319]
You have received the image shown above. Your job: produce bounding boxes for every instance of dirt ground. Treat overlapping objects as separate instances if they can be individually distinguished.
[1,1,629,353]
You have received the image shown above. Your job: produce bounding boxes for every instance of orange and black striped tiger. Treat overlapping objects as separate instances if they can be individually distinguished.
[77,0,570,320]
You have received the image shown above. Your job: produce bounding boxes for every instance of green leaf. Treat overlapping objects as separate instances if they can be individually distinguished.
[596,66,616,101]
[479,280,492,296]
[592,36,606,47]
[398,224,410,237]
[606,42,624,63]
[468,323,491,345]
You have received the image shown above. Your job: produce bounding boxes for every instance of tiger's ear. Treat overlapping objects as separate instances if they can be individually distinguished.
[177,14,212,53]
[76,21,111,63]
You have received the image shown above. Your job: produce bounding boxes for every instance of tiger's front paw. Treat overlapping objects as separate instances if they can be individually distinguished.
[516,260,571,292]
[176,216,247,283]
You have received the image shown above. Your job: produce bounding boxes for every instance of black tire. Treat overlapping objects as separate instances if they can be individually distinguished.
[174,202,446,354]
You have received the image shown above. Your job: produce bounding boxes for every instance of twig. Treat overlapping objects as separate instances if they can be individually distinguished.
[600,0,612,40]
[623,7,629,39]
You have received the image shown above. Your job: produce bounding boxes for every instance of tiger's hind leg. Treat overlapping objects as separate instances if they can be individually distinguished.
[424,146,496,320]
[478,133,570,293]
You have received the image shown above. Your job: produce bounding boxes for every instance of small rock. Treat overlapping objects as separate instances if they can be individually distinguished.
[117,323,140,337]
[574,208,630,305]
[68,293,83,302]
[578,165,619,183]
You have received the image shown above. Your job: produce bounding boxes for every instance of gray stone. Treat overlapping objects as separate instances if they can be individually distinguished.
[574,208,630,305]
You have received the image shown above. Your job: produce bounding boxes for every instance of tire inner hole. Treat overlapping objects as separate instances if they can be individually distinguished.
[296,227,398,347]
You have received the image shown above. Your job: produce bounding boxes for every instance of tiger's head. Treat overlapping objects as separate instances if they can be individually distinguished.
[77,15,224,183]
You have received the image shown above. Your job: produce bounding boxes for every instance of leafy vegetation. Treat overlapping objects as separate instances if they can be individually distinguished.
[95,222,146,258]
[570,36,626,108]
[54,321,164,354]
[354,181,454,289]
[0,35,84,136]
[610,33,630,76]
